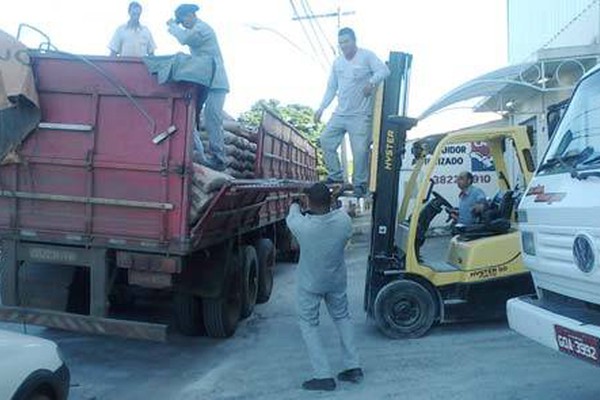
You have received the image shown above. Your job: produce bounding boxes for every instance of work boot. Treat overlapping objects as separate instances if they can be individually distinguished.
[337,368,364,383]
[301,378,336,391]
[203,155,227,172]
[352,182,370,198]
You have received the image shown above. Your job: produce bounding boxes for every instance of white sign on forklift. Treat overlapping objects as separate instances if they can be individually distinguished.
[507,64,600,366]
[399,140,499,230]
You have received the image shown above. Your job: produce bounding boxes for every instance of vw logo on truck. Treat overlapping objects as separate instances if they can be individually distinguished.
[573,234,596,273]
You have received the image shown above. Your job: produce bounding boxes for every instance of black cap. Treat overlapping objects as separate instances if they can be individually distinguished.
[175,4,199,23]
[305,182,331,206]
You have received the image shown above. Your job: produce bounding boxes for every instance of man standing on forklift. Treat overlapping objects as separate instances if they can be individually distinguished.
[314,28,389,198]
[286,183,363,391]
[451,171,487,225]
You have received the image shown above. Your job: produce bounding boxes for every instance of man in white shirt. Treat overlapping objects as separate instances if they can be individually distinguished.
[315,28,390,198]
[109,2,156,57]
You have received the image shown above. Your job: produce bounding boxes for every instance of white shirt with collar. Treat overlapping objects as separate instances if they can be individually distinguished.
[109,23,156,57]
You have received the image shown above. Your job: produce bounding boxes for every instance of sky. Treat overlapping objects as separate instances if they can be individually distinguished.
[0,0,508,138]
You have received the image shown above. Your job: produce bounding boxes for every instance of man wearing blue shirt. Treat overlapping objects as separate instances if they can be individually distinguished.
[452,171,487,225]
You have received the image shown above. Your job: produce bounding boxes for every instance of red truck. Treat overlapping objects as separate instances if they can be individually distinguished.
[0,51,317,341]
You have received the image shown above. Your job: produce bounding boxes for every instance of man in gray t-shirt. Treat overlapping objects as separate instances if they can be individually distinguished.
[314,28,390,198]
[286,183,363,391]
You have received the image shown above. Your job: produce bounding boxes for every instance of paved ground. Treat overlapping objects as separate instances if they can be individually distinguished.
[3,216,600,399]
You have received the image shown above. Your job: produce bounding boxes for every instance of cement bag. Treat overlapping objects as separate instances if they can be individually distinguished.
[192,163,232,192]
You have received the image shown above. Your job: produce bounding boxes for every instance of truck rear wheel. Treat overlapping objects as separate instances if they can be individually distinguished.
[255,239,275,304]
[240,246,259,319]
[374,279,437,338]
[174,292,205,336]
[203,272,242,338]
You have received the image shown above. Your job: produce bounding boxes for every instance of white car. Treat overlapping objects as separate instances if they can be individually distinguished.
[0,329,70,400]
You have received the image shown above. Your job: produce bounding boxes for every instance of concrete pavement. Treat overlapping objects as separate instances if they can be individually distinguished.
[2,217,600,399]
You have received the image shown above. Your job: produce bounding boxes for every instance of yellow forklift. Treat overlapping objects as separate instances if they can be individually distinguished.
[365,52,536,338]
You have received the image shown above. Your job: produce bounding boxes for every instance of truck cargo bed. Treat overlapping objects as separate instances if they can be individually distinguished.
[0,53,317,255]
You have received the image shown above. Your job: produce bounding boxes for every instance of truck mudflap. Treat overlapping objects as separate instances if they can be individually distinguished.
[0,305,167,342]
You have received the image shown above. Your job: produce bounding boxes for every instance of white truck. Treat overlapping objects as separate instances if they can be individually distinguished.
[507,64,600,366]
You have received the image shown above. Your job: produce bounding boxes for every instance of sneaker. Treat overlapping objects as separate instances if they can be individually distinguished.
[337,368,364,383]
[353,186,368,198]
[301,378,336,391]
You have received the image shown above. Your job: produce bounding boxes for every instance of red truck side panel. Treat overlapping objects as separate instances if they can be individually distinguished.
[0,54,318,256]
[0,55,194,251]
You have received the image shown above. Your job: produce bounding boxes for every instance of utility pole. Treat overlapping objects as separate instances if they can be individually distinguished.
[291,2,356,183]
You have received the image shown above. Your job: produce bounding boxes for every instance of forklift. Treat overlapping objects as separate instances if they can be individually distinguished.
[365,52,536,338]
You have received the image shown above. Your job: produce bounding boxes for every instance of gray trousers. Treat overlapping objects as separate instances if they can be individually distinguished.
[201,89,227,164]
[296,286,360,379]
[320,114,372,188]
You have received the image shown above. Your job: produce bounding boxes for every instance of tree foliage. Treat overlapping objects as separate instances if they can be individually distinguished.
[238,99,324,142]
[239,99,327,177]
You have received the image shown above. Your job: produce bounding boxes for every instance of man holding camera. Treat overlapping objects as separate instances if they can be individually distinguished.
[286,183,363,391]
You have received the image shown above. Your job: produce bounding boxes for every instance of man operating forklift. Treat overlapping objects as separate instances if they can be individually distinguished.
[450,171,487,226]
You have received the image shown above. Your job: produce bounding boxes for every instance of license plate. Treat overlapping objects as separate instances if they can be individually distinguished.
[554,325,600,365]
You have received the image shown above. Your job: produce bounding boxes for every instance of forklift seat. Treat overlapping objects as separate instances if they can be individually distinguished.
[453,190,515,240]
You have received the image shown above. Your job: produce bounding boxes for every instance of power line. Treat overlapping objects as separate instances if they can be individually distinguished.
[288,0,329,69]
[300,0,336,61]
[291,3,356,60]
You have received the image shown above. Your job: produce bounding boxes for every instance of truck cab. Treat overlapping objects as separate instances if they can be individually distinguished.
[507,65,600,365]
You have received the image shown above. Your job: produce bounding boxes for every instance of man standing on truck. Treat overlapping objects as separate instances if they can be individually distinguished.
[286,183,363,391]
[167,4,229,171]
[450,171,487,225]
[314,28,390,198]
[109,2,156,57]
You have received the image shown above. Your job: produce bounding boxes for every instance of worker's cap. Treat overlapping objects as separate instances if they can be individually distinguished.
[175,4,200,23]
[304,182,331,205]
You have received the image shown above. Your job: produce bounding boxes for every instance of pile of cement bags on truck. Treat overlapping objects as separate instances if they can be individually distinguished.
[189,163,231,224]
[198,119,258,179]
[190,118,258,224]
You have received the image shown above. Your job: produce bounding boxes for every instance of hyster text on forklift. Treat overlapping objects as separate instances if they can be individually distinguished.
[366,52,536,338]
[508,64,600,366]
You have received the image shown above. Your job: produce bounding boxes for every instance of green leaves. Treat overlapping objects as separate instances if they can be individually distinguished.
[238,99,327,178]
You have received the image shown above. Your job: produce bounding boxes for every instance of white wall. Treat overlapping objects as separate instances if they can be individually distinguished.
[508,0,600,63]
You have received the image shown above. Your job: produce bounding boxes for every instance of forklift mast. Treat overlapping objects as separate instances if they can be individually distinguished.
[365,52,417,315]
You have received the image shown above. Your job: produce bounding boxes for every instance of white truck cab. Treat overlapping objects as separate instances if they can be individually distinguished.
[507,64,600,366]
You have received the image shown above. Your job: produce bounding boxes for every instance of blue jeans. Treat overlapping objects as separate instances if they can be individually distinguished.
[320,114,372,189]
[196,89,227,166]
[296,286,361,379]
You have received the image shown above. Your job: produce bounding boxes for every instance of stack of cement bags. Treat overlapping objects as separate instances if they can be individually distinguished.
[189,163,232,224]
[198,119,258,179]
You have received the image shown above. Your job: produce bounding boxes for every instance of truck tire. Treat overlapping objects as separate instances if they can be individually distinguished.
[240,246,258,319]
[203,273,242,338]
[255,239,275,304]
[174,292,205,336]
[374,279,437,338]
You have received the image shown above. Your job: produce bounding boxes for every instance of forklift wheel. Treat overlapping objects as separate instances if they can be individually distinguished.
[374,280,437,339]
